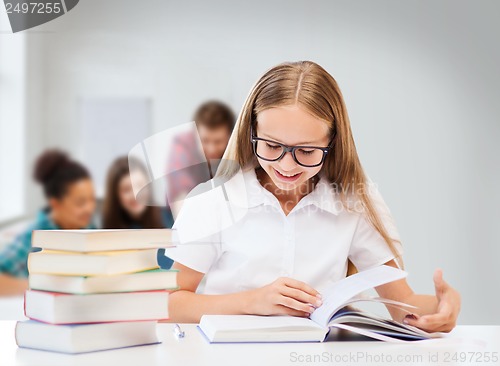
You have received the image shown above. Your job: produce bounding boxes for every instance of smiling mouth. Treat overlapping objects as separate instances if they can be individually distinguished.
[274,168,302,182]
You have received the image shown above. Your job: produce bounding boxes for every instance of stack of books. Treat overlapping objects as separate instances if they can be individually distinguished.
[15,229,178,354]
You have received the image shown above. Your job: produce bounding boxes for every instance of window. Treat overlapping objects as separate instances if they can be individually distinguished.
[0,12,26,223]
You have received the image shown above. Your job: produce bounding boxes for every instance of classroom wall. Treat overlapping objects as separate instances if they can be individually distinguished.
[15,0,500,324]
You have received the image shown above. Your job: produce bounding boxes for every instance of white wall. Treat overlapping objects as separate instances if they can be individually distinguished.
[17,0,500,324]
[0,11,25,222]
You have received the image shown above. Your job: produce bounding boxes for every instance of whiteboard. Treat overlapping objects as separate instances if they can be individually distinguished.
[79,98,152,198]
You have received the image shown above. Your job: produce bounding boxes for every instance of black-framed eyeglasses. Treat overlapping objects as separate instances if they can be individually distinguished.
[250,126,335,167]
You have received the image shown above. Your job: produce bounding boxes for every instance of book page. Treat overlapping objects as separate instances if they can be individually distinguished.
[327,307,432,337]
[309,265,408,327]
[340,294,417,314]
[331,323,410,343]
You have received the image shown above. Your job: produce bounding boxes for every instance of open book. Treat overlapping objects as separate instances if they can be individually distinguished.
[198,265,444,343]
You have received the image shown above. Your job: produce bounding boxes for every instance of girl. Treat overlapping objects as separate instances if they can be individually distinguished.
[102,156,174,269]
[0,149,96,295]
[102,156,169,230]
[164,61,461,332]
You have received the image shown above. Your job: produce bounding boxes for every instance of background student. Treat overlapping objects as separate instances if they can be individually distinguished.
[161,101,235,268]
[165,100,235,217]
[102,156,166,229]
[0,150,96,296]
[101,156,173,268]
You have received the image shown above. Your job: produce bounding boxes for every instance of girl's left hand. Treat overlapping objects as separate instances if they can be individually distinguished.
[403,268,461,333]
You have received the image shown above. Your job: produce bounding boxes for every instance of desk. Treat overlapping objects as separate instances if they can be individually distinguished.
[0,322,498,366]
[0,297,26,321]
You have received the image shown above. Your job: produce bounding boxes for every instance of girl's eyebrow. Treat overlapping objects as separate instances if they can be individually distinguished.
[260,132,320,145]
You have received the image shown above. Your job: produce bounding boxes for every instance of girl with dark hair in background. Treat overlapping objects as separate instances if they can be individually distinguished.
[0,149,96,296]
[102,156,166,230]
[101,156,173,268]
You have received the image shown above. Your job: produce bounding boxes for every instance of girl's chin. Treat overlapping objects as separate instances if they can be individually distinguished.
[128,207,147,218]
[76,220,92,228]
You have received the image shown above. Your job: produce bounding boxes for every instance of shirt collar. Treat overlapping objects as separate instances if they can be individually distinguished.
[294,174,343,215]
[36,207,60,230]
[223,168,342,215]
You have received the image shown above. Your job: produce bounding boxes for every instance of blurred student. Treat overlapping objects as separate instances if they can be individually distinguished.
[161,101,235,270]
[166,100,235,216]
[101,156,173,269]
[102,156,166,229]
[0,150,96,296]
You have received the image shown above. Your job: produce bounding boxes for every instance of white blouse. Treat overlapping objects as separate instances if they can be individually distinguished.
[164,168,403,295]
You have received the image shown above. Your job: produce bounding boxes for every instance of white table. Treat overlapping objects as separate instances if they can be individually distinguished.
[0,297,26,321]
[0,322,498,366]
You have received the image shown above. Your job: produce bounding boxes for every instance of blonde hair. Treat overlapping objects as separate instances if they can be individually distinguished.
[218,61,404,273]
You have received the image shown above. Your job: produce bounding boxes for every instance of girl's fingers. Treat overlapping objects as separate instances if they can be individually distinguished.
[276,294,316,314]
[281,277,320,298]
[275,305,310,318]
[404,310,452,330]
[405,316,454,333]
[402,271,459,333]
[433,268,449,295]
[280,286,322,308]
[416,314,447,328]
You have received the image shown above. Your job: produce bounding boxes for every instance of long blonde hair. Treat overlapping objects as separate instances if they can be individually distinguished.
[218,61,403,272]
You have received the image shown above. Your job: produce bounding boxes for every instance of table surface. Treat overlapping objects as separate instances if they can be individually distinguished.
[0,321,499,366]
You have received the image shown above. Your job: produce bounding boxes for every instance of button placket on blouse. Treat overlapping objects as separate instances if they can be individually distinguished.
[280,213,296,278]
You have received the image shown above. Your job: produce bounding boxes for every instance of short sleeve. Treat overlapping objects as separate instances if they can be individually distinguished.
[348,181,403,271]
[163,182,224,274]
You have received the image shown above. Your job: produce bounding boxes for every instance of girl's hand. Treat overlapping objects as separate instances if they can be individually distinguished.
[403,269,461,333]
[245,277,323,317]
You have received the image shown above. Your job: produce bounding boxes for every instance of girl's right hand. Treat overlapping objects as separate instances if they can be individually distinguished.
[245,277,323,317]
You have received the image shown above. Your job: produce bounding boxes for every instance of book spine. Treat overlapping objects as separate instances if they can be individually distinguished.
[23,291,27,317]
[26,316,170,325]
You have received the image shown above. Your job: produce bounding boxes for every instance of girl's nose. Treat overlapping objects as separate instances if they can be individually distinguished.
[278,151,298,171]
